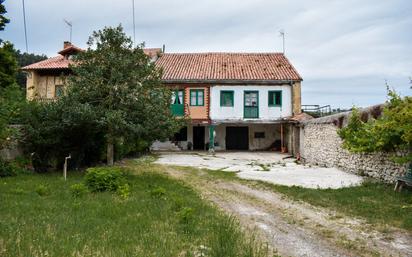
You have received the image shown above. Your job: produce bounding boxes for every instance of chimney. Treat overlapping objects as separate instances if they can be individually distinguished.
[63,41,72,49]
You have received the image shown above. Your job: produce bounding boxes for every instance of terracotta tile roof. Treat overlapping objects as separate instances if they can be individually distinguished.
[155,53,302,82]
[22,55,73,70]
[58,45,84,56]
[22,47,162,71]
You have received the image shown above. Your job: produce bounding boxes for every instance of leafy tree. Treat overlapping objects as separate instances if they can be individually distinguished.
[66,25,182,165]
[23,25,183,169]
[0,41,18,88]
[22,100,105,171]
[338,89,412,164]
[0,0,9,31]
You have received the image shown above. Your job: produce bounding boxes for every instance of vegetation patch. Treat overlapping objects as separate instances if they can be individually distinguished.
[0,163,269,257]
[260,181,412,231]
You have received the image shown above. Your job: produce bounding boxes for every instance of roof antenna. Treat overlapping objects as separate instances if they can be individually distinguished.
[63,19,72,42]
[279,29,285,54]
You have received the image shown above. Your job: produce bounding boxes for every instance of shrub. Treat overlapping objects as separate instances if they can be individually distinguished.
[0,158,16,177]
[177,207,194,224]
[70,183,89,197]
[150,186,166,199]
[117,183,131,199]
[35,184,50,196]
[84,166,126,192]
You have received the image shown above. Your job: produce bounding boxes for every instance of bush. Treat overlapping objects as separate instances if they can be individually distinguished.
[35,184,50,196]
[84,166,126,192]
[177,207,194,224]
[150,186,166,199]
[117,183,130,199]
[70,183,89,197]
[0,158,16,177]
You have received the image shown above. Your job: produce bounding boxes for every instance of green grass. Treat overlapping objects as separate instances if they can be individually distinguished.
[0,163,269,257]
[266,182,412,230]
[189,168,412,232]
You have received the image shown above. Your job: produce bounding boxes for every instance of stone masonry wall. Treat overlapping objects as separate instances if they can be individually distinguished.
[301,114,407,183]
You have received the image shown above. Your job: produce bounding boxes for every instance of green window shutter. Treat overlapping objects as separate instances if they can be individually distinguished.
[268,91,282,107]
[220,91,234,107]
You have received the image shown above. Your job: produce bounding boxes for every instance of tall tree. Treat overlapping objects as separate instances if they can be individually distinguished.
[0,0,9,31]
[66,25,182,165]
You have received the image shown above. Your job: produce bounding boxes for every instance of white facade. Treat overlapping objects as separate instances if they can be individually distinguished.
[210,85,292,122]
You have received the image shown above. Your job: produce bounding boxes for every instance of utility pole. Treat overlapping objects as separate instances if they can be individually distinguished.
[132,0,136,46]
[279,29,285,54]
[22,0,28,52]
[64,19,72,42]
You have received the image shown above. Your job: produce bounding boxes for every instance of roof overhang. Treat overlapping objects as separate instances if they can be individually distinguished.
[162,79,302,85]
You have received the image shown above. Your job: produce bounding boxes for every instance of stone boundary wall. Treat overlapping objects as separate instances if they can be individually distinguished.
[300,107,407,183]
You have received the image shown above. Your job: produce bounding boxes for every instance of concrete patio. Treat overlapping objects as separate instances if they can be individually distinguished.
[155,151,363,189]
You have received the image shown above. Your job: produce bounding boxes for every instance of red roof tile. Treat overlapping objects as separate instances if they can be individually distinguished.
[22,55,73,70]
[22,47,162,71]
[155,53,302,82]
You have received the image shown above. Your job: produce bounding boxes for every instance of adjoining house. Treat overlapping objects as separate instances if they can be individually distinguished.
[22,42,303,154]
[22,42,161,101]
[155,52,303,153]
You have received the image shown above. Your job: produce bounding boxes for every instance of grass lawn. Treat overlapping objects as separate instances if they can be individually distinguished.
[197,167,412,231]
[0,158,269,257]
[266,182,412,231]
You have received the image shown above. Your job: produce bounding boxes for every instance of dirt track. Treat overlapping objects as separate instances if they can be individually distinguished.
[162,165,412,257]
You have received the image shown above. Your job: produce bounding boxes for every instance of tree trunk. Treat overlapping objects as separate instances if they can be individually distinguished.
[107,141,114,166]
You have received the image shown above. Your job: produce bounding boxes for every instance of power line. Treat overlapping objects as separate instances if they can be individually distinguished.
[22,0,28,52]
[132,0,136,46]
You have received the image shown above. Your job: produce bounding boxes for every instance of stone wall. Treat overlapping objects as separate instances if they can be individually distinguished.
[301,109,407,183]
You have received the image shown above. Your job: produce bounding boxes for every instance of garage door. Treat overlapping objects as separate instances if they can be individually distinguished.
[226,126,249,150]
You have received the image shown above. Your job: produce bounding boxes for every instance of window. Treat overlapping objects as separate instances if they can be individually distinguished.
[244,91,259,118]
[268,91,282,106]
[254,132,265,138]
[55,85,64,98]
[190,89,204,106]
[220,90,234,107]
[171,90,184,105]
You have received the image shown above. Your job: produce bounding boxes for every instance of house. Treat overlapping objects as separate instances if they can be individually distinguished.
[22,42,161,100]
[155,53,302,152]
[23,42,303,154]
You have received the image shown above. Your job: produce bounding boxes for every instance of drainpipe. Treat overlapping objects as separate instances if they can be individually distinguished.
[209,124,215,153]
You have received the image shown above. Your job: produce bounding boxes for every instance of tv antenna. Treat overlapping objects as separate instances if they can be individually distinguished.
[279,29,285,54]
[63,19,72,42]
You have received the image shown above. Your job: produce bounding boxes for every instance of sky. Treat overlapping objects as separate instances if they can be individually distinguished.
[1,0,411,108]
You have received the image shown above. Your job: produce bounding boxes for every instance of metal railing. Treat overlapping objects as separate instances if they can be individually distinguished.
[301,105,332,117]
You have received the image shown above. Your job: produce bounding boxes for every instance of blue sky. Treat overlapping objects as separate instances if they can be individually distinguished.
[1,0,411,108]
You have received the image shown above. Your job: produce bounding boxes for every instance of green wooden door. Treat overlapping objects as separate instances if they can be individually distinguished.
[244,91,259,118]
[171,90,184,116]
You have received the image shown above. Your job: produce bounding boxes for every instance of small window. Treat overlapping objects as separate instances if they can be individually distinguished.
[220,91,234,107]
[254,132,265,138]
[190,89,204,106]
[55,85,64,98]
[268,91,282,106]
